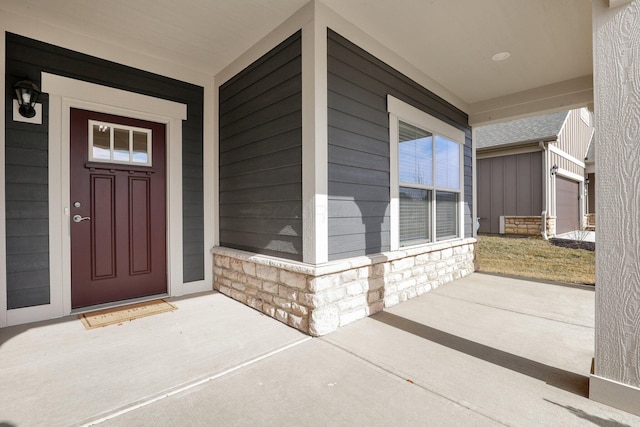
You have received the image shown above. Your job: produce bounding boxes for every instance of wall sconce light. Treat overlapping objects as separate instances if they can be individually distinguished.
[585,178,590,185]
[14,80,41,118]
[550,164,559,176]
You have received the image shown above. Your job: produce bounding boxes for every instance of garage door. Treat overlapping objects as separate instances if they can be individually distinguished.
[556,176,580,234]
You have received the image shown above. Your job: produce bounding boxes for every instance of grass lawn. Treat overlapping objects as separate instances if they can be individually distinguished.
[476,234,595,285]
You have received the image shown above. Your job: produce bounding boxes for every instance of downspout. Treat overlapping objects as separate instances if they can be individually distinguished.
[540,141,549,239]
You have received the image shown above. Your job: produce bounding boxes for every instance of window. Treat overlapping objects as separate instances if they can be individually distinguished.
[89,120,152,166]
[388,96,464,249]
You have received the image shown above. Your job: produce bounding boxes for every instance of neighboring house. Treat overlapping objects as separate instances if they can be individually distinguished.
[584,134,596,229]
[0,0,638,415]
[476,108,594,236]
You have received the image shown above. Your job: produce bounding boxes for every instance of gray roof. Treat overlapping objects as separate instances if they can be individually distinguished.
[475,110,570,150]
[585,133,595,162]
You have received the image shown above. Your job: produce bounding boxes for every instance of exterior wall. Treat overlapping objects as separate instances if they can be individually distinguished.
[218,32,303,261]
[5,33,204,309]
[477,152,543,234]
[212,238,476,336]
[326,29,473,260]
[503,216,543,236]
[556,108,593,161]
[590,0,640,415]
[503,215,555,237]
[549,150,583,177]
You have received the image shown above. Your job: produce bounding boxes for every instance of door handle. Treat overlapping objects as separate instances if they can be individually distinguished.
[73,215,91,223]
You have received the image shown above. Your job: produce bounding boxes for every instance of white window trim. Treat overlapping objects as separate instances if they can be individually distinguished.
[388,95,465,251]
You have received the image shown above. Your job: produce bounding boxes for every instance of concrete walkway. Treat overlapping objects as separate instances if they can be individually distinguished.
[555,230,596,243]
[1,273,638,426]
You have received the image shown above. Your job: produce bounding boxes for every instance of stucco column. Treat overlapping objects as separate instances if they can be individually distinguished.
[590,0,640,415]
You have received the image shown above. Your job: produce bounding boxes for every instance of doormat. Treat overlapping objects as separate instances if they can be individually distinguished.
[79,299,177,329]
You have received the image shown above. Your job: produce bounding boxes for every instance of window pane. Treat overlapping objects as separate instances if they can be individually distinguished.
[132,131,149,164]
[92,124,111,160]
[436,191,458,241]
[435,136,460,189]
[399,187,431,246]
[399,121,432,185]
[113,128,130,162]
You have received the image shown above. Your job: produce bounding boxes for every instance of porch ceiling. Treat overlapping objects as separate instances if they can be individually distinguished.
[0,0,593,122]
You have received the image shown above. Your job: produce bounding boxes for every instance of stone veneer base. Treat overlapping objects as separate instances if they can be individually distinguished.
[504,216,556,237]
[212,238,477,336]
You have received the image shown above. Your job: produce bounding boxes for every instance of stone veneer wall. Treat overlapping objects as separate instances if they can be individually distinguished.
[212,238,476,336]
[585,213,595,230]
[504,216,556,237]
[546,216,556,237]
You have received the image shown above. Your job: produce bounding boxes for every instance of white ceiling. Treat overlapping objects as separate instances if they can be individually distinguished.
[0,0,593,110]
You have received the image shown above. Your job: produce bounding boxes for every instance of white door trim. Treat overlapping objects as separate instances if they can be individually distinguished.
[7,73,188,325]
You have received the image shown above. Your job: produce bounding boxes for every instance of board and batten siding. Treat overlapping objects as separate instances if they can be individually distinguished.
[550,151,583,177]
[557,109,593,162]
[327,29,472,260]
[476,152,543,234]
[218,32,303,261]
[5,32,205,309]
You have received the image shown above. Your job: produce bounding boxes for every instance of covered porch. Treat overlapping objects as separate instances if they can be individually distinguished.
[1,273,638,426]
[1,0,639,417]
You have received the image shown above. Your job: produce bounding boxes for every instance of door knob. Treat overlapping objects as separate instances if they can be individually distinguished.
[73,215,91,223]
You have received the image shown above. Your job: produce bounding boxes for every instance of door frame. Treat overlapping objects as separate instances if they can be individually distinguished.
[7,73,187,325]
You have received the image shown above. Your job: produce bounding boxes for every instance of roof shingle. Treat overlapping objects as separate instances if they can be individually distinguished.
[475,111,570,149]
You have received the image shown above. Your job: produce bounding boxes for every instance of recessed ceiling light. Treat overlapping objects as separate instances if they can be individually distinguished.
[492,51,511,61]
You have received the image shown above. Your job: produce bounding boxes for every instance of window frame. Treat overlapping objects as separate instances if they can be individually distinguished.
[388,95,465,250]
[88,119,153,167]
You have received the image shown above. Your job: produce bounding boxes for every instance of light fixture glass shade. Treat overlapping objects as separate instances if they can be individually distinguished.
[14,80,41,119]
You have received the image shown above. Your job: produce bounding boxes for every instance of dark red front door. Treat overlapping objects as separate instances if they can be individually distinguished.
[70,108,167,308]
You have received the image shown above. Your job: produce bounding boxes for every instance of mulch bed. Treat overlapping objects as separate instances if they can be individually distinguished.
[549,238,595,251]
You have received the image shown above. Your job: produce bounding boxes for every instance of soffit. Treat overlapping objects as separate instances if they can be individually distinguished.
[0,0,592,111]
[322,0,593,105]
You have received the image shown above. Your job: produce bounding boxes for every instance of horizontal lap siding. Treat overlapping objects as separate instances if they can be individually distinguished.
[219,32,303,261]
[4,113,49,308]
[327,30,472,261]
[5,33,205,309]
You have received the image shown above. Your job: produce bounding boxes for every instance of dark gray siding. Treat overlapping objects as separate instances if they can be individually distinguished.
[5,33,204,309]
[219,32,302,261]
[477,152,543,234]
[327,30,473,260]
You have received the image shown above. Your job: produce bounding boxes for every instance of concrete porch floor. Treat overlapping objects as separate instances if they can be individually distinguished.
[1,273,638,426]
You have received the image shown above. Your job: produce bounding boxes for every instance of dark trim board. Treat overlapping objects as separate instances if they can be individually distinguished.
[327,29,473,261]
[5,32,205,309]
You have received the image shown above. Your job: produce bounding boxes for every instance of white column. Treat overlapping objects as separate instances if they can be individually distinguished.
[590,0,640,416]
[301,4,328,265]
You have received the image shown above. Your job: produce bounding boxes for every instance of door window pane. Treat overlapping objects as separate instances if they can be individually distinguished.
[89,121,151,166]
[132,131,149,164]
[113,128,130,162]
[92,124,111,160]
[399,187,431,246]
